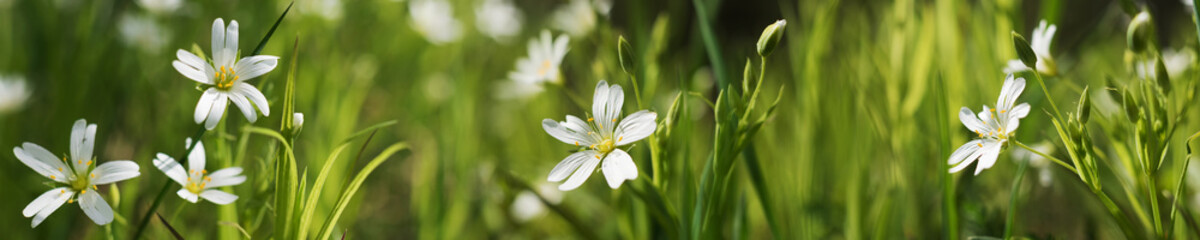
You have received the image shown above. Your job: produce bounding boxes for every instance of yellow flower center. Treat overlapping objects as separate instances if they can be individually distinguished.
[537,60,552,76]
[185,169,211,194]
[214,65,238,90]
[595,139,615,154]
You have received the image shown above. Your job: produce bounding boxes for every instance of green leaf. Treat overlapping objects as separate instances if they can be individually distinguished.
[252,1,294,56]
[317,143,410,240]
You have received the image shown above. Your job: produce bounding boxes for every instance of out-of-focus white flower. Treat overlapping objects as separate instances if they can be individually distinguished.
[502,30,569,99]
[14,119,141,227]
[1138,48,1195,80]
[1012,142,1055,187]
[472,0,520,42]
[118,13,171,54]
[153,138,246,204]
[136,0,181,15]
[592,0,612,17]
[409,0,462,45]
[1004,20,1057,76]
[0,75,30,114]
[172,18,278,130]
[475,0,522,43]
[510,182,561,222]
[300,0,343,22]
[551,0,596,38]
[949,74,1031,175]
[542,81,657,190]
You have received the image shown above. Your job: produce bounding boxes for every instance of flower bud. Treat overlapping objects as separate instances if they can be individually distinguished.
[618,36,635,75]
[1012,32,1039,71]
[292,112,305,135]
[1077,87,1092,123]
[1127,11,1155,54]
[1155,57,1171,94]
[757,20,787,57]
[1123,90,1140,122]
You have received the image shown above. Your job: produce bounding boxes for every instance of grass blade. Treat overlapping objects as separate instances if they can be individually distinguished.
[155,212,185,240]
[316,143,410,240]
[251,1,293,56]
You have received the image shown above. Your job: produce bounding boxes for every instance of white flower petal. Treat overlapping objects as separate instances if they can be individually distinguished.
[591,81,611,124]
[30,188,72,228]
[205,167,246,188]
[199,190,238,205]
[174,50,214,84]
[974,140,1005,175]
[211,18,226,66]
[153,153,188,186]
[227,92,257,123]
[91,160,140,185]
[1002,59,1030,74]
[601,149,637,188]
[234,82,270,117]
[949,142,989,174]
[78,189,114,225]
[542,118,596,146]
[592,81,624,134]
[23,187,71,218]
[557,153,601,191]
[547,150,595,182]
[204,93,228,130]
[553,34,570,61]
[187,139,206,174]
[997,75,1025,111]
[14,144,69,182]
[70,119,86,165]
[615,110,656,145]
[958,107,990,133]
[224,20,238,64]
[232,56,279,81]
[1008,103,1030,120]
[948,139,983,165]
[194,88,220,124]
[177,189,199,203]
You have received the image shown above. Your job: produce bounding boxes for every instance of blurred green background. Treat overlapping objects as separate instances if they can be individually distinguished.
[4,0,1200,238]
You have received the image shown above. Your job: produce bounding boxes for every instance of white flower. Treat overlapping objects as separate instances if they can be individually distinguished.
[299,0,342,22]
[409,0,462,45]
[592,0,612,17]
[551,0,596,38]
[136,0,181,15]
[510,183,561,222]
[118,13,170,54]
[173,18,278,130]
[504,30,570,99]
[542,81,657,190]
[475,0,523,43]
[0,74,30,114]
[1012,142,1055,186]
[1004,20,1057,76]
[153,138,246,204]
[949,74,1031,175]
[13,119,141,228]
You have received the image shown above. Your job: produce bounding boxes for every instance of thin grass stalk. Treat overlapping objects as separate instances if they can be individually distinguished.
[1002,160,1028,239]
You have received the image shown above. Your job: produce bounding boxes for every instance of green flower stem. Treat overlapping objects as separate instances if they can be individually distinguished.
[132,126,208,239]
[1014,141,1076,173]
[1096,190,1141,239]
[1002,159,1028,239]
[1030,70,1064,121]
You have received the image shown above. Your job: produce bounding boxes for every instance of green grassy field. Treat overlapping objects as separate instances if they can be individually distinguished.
[4,0,1200,239]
